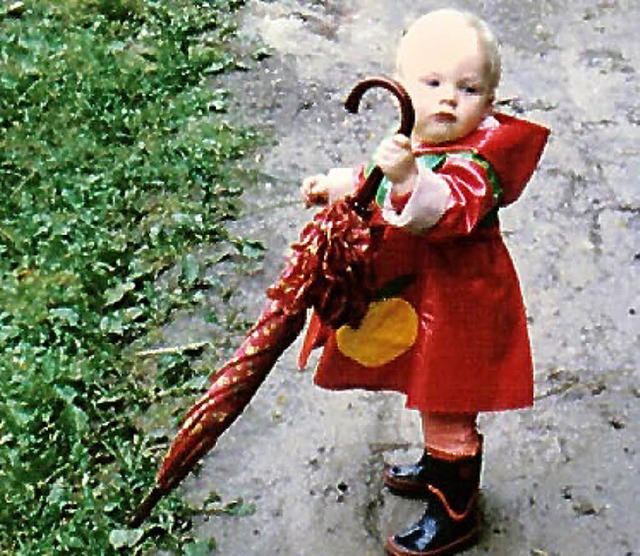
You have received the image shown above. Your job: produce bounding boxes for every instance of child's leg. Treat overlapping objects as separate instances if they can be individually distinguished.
[384,411,481,495]
[384,413,483,555]
[421,411,481,458]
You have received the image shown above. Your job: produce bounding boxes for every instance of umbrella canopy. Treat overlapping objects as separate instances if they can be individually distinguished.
[129,76,415,527]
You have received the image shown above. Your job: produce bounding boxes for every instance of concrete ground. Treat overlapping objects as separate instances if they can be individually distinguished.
[172,1,639,554]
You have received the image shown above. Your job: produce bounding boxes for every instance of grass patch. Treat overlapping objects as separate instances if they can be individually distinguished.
[0,1,262,553]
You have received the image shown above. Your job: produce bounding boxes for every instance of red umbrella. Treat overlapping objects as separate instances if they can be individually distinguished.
[129,76,415,527]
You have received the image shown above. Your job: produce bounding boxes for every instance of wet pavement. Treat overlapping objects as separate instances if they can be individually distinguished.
[171,1,639,554]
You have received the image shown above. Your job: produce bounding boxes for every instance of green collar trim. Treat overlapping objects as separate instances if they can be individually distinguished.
[372,151,503,210]
[374,153,446,206]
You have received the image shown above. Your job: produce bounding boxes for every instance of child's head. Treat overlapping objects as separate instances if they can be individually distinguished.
[395,9,501,145]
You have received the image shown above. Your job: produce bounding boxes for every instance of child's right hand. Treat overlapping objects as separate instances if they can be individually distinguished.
[300,168,356,208]
[301,174,330,208]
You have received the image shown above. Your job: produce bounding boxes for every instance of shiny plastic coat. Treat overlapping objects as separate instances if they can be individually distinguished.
[302,113,550,412]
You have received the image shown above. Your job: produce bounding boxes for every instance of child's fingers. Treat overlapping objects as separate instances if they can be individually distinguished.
[300,176,316,196]
[374,139,397,161]
[301,175,324,197]
[301,175,329,207]
[305,191,328,207]
[373,135,417,185]
[374,137,413,167]
[373,143,395,169]
[391,134,412,150]
[376,136,412,160]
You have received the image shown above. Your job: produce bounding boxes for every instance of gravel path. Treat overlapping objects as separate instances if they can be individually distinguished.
[173,1,639,554]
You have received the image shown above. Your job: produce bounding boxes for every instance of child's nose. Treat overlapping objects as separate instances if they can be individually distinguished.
[439,84,458,106]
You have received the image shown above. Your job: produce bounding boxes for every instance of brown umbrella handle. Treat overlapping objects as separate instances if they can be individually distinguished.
[344,76,415,215]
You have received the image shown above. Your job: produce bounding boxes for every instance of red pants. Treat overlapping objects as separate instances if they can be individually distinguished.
[422,412,481,457]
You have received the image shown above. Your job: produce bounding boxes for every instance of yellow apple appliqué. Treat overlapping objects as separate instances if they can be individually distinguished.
[336,298,418,367]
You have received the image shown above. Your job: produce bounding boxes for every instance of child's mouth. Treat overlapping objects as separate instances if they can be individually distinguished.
[434,112,457,123]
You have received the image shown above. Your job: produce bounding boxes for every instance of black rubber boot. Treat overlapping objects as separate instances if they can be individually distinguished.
[384,449,482,556]
[384,437,483,499]
[383,450,433,497]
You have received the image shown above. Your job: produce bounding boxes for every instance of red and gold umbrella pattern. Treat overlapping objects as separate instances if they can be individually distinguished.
[130,76,414,527]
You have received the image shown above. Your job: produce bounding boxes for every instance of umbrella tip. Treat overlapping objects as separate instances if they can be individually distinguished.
[129,485,167,528]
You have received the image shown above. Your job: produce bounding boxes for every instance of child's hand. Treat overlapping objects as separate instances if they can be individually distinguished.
[374,134,418,193]
[300,168,356,208]
[301,174,330,207]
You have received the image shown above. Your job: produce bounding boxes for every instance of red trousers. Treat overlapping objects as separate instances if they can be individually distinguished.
[422,412,481,457]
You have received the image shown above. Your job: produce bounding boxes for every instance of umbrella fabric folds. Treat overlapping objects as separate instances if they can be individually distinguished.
[130,76,414,527]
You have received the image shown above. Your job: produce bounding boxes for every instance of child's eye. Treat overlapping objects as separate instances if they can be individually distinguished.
[423,78,440,88]
[461,84,482,95]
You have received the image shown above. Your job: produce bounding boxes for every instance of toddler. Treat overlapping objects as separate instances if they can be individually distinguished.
[300,9,549,555]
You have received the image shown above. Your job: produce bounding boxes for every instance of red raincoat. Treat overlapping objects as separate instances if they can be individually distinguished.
[300,113,549,413]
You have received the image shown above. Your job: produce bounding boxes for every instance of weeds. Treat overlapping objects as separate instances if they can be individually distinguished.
[0,0,259,553]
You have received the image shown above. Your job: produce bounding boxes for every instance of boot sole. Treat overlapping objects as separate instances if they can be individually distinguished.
[384,526,479,556]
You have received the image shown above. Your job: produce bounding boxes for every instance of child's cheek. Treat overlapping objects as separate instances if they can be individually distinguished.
[411,94,432,117]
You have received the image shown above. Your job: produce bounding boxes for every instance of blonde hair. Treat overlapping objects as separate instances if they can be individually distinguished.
[397,9,502,93]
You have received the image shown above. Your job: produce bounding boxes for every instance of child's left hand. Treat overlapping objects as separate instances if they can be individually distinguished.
[373,134,418,193]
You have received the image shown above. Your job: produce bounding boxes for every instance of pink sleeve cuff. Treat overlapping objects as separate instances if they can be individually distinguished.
[381,164,452,233]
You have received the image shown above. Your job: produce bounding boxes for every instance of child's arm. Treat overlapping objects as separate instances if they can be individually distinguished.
[373,134,495,237]
[301,133,418,208]
[300,167,358,207]
[379,154,500,238]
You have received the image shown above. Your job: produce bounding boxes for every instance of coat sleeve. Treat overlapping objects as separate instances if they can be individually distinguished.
[382,155,501,241]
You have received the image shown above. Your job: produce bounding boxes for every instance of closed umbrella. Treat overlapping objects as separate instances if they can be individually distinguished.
[130,76,415,527]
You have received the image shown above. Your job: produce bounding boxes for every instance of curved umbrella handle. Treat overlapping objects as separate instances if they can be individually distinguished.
[344,76,415,214]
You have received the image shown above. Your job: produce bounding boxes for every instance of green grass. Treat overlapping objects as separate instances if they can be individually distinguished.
[0,1,262,553]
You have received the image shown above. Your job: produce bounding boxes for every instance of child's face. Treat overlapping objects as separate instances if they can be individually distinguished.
[397,25,494,145]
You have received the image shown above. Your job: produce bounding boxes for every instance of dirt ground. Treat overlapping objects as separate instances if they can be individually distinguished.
[170,1,639,554]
